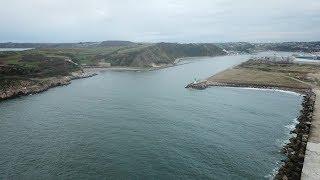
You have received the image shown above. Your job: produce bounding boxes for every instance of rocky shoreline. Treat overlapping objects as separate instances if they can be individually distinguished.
[0,71,97,101]
[275,90,315,179]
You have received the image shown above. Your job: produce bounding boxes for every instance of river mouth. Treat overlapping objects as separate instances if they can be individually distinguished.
[0,52,303,179]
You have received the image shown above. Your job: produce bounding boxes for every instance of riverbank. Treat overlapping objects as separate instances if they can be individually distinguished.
[186,58,320,179]
[0,71,97,101]
[83,59,189,73]
[83,56,226,73]
[83,66,163,73]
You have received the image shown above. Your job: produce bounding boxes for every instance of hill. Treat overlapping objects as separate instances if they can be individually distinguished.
[100,43,226,67]
[0,41,137,49]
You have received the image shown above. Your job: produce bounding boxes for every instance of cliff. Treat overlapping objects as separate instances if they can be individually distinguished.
[102,43,227,67]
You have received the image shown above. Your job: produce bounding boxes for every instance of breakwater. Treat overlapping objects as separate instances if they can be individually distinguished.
[275,91,315,179]
[185,81,308,93]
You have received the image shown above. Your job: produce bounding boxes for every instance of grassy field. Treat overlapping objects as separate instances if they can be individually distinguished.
[206,59,320,91]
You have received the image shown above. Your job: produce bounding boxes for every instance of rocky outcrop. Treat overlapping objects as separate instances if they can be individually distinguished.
[70,71,97,80]
[0,77,71,101]
[0,72,97,101]
[185,81,209,90]
[275,91,316,180]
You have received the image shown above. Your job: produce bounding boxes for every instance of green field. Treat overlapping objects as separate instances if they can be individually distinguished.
[206,59,320,91]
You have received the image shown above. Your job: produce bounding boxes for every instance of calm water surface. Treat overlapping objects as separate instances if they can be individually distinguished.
[0,53,302,179]
[0,48,33,51]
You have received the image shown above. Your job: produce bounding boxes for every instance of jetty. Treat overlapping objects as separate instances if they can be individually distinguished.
[302,89,320,179]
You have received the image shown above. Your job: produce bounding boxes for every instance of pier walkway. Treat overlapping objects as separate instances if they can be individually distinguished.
[302,89,320,180]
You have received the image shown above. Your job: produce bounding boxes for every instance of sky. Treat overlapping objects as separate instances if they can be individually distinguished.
[0,0,320,43]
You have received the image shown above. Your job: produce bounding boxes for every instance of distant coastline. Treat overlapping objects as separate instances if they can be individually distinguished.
[0,48,34,52]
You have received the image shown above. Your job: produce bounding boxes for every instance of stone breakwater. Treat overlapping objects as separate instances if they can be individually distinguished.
[275,91,315,180]
[0,72,97,101]
[185,81,208,90]
[185,80,308,93]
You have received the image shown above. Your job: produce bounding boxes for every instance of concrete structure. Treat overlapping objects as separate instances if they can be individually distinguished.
[302,89,320,180]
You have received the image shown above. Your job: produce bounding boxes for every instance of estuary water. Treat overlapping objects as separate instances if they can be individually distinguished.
[0,53,302,179]
[0,48,34,51]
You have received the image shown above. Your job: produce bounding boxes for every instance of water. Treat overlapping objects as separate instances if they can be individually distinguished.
[0,54,302,179]
[0,48,33,51]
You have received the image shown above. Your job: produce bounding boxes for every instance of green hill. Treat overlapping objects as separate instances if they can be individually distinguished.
[101,43,226,67]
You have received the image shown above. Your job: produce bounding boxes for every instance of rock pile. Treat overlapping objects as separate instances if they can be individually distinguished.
[275,90,316,180]
[185,81,208,90]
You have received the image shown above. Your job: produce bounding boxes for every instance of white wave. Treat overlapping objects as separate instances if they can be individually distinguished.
[265,161,285,180]
[236,87,302,96]
[285,118,298,131]
[269,117,298,179]
[275,118,298,147]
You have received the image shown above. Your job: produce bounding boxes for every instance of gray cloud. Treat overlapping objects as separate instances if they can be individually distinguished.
[0,0,319,42]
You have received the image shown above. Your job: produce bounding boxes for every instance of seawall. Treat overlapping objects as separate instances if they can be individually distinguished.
[275,90,315,179]
[301,89,320,179]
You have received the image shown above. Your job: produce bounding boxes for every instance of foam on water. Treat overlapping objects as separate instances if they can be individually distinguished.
[240,87,302,96]
[269,117,300,179]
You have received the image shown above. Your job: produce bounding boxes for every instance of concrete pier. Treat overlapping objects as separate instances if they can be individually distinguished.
[302,89,320,180]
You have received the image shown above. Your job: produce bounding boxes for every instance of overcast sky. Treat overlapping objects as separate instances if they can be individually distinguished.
[1,0,319,43]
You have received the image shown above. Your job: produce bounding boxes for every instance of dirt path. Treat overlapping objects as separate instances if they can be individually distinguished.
[282,75,314,87]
